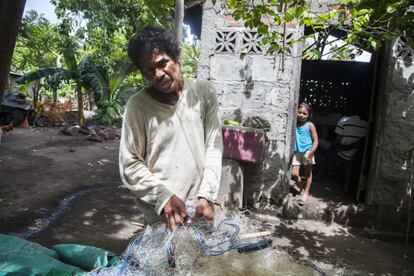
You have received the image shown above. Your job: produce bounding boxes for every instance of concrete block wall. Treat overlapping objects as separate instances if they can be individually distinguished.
[198,0,303,211]
[371,39,414,208]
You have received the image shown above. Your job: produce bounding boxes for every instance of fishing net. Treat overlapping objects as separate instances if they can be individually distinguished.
[89,205,344,276]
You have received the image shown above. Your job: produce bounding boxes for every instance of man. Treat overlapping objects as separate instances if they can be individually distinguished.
[334,113,368,161]
[334,110,368,191]
[119,26,223,230]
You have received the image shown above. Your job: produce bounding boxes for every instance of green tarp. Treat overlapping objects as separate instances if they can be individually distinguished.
[0,234,120,276]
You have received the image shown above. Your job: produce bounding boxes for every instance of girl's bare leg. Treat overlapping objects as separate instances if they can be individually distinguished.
[291,165,302,192]
[302,165,313,201]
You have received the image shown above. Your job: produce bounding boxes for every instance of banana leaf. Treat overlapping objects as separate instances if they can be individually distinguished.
[15,67,73,84]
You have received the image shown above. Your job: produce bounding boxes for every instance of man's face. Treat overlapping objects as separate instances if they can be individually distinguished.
[139,49,182,94]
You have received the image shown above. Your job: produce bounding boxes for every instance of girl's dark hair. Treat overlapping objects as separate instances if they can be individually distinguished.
[298,102,312,116]
[127,26,181,69]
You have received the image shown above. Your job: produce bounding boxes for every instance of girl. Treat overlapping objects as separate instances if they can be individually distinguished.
[292,102,318,205]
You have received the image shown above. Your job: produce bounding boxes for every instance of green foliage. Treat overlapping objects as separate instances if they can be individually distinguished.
[12,10,85,111]
[15,68,73,84]
[94,79,138,127]
[228,0,414,58]
[56,82,76,99]
[94,100,123,127]
[125,72,146,90]
[115,85,138,106]
[329,44,363,60]
[50,0,175,72]
[12,11,61,72]
[14,67,74,100]
[78,58,106,95]
[41,81,75,101]
[15,57,106,124]
[15,58,105,97]
[83,61,138,126]
[181,43,200,77]
[57,17,81,72]
[12,0,176,125]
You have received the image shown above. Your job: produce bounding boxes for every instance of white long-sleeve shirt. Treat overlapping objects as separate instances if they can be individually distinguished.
[119,78,223,224]
[334,115,368,160]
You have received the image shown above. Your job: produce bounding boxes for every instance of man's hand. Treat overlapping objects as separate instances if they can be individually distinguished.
[163,195,188,230]
[189,197,214,223]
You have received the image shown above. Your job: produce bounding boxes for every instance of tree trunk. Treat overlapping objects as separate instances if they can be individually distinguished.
[32,79,40,111]
[88,90,94,111]
[52,54,63,104]
[76,82,84,125]
[0,0,26,103]
[52,88,58,104]
[174,0,184,42]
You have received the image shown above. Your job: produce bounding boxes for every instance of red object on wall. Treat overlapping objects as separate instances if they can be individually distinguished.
[222,126,266,163]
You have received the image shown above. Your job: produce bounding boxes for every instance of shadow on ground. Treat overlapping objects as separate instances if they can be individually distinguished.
[1,128,413,275]
[28,186,144,255]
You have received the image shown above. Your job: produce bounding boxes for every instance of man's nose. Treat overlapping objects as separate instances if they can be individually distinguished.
[154,68,165,79]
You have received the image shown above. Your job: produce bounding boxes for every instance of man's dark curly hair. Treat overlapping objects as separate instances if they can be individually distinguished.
[128,26,181,69]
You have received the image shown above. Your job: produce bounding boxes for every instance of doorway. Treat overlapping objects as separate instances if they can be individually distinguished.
[299,59,376,202]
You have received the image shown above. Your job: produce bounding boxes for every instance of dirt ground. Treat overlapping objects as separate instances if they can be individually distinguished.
[0,127,413,275]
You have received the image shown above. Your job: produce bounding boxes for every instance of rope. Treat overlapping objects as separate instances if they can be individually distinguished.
[299,260,328,276]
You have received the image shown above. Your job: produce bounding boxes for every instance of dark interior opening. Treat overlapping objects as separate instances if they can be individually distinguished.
[184,4,203,40]
[299,57,377,202]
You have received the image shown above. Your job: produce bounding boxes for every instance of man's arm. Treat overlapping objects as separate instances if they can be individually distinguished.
[334,117,346,145]
[193,82,223,221]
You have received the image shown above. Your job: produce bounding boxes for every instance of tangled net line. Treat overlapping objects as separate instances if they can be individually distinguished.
[89,209,274,275]
[89,207,328,276]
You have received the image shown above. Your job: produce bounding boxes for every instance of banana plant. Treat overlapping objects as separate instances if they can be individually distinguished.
[93,63,136,126]
[15,57,105,125]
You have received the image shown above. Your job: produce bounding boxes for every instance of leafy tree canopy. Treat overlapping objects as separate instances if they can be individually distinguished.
[12,10,61,72]
[52,0,174,36]
[50,0,175,70]
[12,0,199,125]
[228,0,414,58]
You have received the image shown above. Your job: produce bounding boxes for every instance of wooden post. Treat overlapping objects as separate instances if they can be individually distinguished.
[0,0,26,103]
[174,0,184,42]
